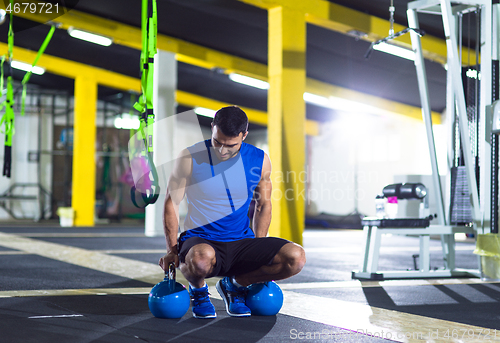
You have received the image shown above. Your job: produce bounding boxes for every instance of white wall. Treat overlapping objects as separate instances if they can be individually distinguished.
[308,112,448,217]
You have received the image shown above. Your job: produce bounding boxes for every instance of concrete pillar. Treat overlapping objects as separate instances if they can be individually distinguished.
[145,50,177,237]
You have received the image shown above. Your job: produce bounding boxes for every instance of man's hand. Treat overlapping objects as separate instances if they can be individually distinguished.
[159,251,179,271]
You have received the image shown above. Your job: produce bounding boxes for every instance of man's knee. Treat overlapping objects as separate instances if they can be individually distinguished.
[181,244,216,277]
[280,243,306,275]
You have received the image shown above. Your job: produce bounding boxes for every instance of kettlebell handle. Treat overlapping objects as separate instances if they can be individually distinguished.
[167,262,176,281]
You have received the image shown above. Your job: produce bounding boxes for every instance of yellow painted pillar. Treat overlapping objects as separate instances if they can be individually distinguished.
[268,6,306,245]
[72,75,97,226]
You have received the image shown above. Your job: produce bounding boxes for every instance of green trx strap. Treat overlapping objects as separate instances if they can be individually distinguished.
[20,25,56,115]
[1,2,14,178]
[0,57,5,93]
[131,0,160,208]
[1,76,14,178]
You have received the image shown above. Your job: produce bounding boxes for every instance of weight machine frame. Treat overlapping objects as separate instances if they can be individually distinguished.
[353,0,493,280]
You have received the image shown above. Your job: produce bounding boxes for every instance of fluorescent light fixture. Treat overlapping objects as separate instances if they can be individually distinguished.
[67,27,112,46]
[303,93,330,107]
[194,107,216,118]
[114,113,140,130]
[304,92,399,117]
[228,73,269,90]
[373,42,415,61]
[304,92,372,112]
[11,60,45,75]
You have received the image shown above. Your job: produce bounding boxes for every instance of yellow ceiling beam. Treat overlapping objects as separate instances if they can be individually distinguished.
[0,42,141,92]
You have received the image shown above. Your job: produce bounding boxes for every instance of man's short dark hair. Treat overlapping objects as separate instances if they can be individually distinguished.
[212,106,249,137]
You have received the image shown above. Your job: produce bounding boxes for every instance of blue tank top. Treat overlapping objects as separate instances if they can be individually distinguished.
[180,139,264,242]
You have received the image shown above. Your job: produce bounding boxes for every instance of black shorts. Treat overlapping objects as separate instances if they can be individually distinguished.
[178,236,289,278]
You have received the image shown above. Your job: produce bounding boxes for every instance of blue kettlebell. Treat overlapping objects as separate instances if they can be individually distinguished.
[245,281,284,316]
[148,263,190,319]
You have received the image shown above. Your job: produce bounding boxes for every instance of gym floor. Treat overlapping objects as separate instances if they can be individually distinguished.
[0,223,498,343]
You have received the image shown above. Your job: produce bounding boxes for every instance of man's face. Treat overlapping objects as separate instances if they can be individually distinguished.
[211,125,247,161]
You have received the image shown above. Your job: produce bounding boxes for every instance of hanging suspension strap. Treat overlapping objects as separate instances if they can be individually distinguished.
[1,4,15,178]
[0,12,56,178]
[130,0,160,208]
[1,76,14,178]
[20,25,56,115]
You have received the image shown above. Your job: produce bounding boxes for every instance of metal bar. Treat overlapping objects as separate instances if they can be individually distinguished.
[64,93,71,207]
[492,133,499,233]
[452,0,490,6]
[37,95,42,220]
[0,196,37,200]
[440,0,482,224]
[407,8,447,225]
[453,5,480,15]
[491,4,500,233]
[479,2,493,233]
[353,269,478,280]
[440,232,450,269]
[419,235,431,272]
[442,15,457,265]
[494,4,500,60]
[491,63,499,233]
[446,14,458,218]
[360,226,372,272]
[447,234,456,270]
[407,0,441,11]
[51,93,56,216]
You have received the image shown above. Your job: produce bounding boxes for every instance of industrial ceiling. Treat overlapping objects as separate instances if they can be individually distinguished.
[0,0,482,126]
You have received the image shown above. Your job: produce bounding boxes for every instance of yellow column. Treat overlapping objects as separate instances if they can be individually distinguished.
[72,75,97,226]
[268,6,306,245]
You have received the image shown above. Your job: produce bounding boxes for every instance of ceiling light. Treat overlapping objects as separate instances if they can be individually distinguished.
[114,113,140,130]
[303,93,330,107]
[11,61,45,75]
[304,92,369,112]
[194,107,216,118]
[304,92,397,117]
[67,27,112,46]
[373,42,415,61]
[328,96,382,114]
[228,73,269,90]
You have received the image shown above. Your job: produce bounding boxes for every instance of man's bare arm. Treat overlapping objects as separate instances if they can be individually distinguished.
[252,153,272,238]
[159,149,192,270]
